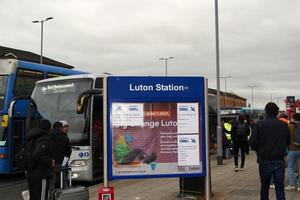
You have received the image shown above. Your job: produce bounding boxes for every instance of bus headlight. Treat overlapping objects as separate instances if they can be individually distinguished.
[70,160,88,167]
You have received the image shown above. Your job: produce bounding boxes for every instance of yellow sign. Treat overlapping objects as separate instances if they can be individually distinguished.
[1,115,8,127]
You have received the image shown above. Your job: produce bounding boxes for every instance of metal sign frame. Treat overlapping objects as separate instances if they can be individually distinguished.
[106,76,208,180]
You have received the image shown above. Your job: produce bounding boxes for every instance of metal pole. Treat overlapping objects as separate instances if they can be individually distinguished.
[205,78,211,200]
[40,21,44,64]
[103,77,109,187]
[224,77,227,93]
[248,86,256,114]
[214,0,223,165]
[159,57,174,76]
[33,17,53,64]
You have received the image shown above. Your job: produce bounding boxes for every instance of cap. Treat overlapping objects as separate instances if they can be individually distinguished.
[59,120,69,127]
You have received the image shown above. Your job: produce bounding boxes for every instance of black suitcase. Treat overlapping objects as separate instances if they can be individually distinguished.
[51,168,89,200]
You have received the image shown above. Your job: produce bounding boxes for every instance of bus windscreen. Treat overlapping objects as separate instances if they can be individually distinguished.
[31,79,93,146]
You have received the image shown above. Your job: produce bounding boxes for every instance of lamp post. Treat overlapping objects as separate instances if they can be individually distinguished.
[159,57,174,76]
[248,85,256,113]
[220,76,232,107]
[220,76,232,93]
[32,17,53,64]
[214,0,222,166]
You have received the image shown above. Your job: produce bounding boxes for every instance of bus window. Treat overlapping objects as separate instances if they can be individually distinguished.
[0,75,8,110]
[95,78,103,89]
[13,69,43,97]
[47,73,63,78]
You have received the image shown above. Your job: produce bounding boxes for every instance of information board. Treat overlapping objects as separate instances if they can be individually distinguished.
[107,76,207,179]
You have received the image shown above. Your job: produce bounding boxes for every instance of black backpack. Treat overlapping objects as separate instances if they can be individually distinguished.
[14,139,37,170]
[236,123,248,138]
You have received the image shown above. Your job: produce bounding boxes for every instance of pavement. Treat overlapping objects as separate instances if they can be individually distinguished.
[88,151,300,200]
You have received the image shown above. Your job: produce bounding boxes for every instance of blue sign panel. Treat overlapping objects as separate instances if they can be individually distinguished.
[107,76,207,180]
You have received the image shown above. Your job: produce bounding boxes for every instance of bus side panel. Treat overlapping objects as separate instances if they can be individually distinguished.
[0,146,9,173]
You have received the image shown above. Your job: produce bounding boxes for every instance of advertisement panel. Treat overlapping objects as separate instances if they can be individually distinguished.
[107,77,206,179]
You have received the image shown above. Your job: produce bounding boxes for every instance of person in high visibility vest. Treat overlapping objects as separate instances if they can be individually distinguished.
[222,120,231,159]
[224,122,232,141]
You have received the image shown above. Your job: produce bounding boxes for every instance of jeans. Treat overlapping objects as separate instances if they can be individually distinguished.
[259,159,285,200]
[287,150,300,186]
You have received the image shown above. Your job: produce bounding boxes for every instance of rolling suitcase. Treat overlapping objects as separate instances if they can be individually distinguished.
[51,168,89,200]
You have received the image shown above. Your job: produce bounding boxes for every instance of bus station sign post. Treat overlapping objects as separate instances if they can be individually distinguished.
[103,76,210,199]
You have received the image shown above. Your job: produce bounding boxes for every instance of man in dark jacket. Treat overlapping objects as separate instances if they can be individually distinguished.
[27,119,54,200]
[49,121,72,189]
[249,102,290,200]
[231,114,250,171]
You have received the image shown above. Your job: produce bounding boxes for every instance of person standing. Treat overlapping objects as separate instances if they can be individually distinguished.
[49,121,72,165]
[27,119,55,200]
[249,102,290,200]
[285,113,300,191]
[231,114,250,171]
[49,121,72,190]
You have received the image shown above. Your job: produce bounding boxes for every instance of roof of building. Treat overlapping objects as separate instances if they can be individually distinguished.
[208,88,247,100]
[0,46,74,69]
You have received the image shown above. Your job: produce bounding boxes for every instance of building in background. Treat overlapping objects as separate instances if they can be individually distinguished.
[0,46,74,69]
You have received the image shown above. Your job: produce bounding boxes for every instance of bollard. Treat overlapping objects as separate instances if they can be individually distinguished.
[98,186,114,200]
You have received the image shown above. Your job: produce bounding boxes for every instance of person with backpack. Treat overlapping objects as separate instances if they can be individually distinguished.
[285,113,300,191]
[26,119,55,200]
[231,114,250,172]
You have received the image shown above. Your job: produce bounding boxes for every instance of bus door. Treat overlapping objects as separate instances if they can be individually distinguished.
[91,95,103,179]
[8,99,30,170]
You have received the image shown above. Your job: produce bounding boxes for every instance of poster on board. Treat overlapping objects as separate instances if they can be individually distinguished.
[111,102,202,177]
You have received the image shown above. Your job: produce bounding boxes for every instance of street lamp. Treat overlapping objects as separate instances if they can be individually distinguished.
[214,0,222,166]
[159,57,174,76]
[248,85,256,113]
[32,17,53,64]
[220,76,232,93]
[220,76,232,107]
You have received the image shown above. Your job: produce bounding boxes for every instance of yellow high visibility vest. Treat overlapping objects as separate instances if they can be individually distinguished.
[224,122,232,140]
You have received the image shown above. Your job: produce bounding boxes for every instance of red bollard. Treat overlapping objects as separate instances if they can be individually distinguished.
[98,186,114,200]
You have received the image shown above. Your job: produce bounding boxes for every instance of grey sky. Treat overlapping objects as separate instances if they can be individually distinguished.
[1,0,300,109]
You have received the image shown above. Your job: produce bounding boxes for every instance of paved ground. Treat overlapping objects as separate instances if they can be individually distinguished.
[88,152,300,199]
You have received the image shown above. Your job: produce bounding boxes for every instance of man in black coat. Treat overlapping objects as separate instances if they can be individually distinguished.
[231,114,250,171]
[27,119,54,200]
[249,102,290,200]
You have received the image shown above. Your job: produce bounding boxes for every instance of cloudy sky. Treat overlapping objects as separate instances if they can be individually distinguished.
[1,0,300,109]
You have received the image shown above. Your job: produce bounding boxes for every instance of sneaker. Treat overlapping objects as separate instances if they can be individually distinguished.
[285,185,296,190]
[270,184,275,189]
[297,187,300,192]
[234,167,239,172]
[240,167,245,171]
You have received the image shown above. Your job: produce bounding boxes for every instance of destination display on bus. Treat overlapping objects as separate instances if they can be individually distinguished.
[107,76,207,179]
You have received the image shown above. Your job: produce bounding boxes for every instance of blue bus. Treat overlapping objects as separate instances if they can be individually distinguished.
[0,58,86,173]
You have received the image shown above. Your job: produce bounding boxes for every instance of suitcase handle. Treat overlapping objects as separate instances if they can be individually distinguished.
[60,167,72,189]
